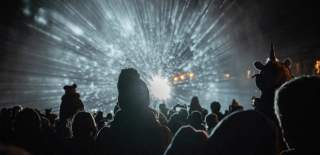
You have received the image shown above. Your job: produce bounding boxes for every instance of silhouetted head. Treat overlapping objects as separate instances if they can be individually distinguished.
[63,84,77,94]
[12,105,23,117]
[205,113,218,130]
[190,96,201,112]
[159,103,168,113]
[72,112,97,138]
[60,83,84,120]
[61,83,81,103]
[159,103,166,109]
[275,76,320,151]
[210,101,221,113]
[117,68,150,110]
[45,108,52,115]
[229,99,243,113]
[253,44,292,93]
[14,108,42,136]
[106,113,113,121]
[190,96,200,106]
[178,108,189,122]
[189,111,203,126]
[168,113,182,134]
[95,111,103,119]
[205,110,279,155]
[164,125,208,155]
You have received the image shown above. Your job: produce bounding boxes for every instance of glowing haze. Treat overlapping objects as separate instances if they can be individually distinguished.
[148,75,172,100]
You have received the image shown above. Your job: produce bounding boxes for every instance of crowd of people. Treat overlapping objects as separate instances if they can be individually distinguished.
[0,66,319,155]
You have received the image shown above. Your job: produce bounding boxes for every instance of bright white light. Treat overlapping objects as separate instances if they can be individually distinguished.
[148,75,172,100]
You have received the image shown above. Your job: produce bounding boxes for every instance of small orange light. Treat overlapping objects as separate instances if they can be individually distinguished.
[173,77,179,81]
[315,60,320,75]
[180,75,185,80]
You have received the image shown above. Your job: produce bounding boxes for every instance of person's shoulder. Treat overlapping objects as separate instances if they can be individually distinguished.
[159,124,171,132]
[96,126,115,143]
[98,126,112,136]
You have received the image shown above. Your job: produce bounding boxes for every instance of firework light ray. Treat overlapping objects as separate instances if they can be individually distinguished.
[0,0,262,112]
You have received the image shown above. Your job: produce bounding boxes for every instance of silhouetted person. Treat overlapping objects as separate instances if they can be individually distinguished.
[12,105,22,118]
[168,108,189,134]
[177,108,189,124]
[252,45,293,152]
[275,76,320,154]
[58,84,84,139]
[94,111,105,130]
[164,125,208,155]
[252,44,293,122]
[105,112,113,123]
[189,96,208,121]
[159,103,169,118]
[227,99,243,114]
[63,112,97,155]
[205,113,218,134]
[59,84,84,121]
[13,108,50,155]
[158,111,169,126]
[210,101,224,121]
[205,110,280,155]
[96,68,171,155]
[188,111,206,131]
[0,108,14,144]
[44,108,57,128]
